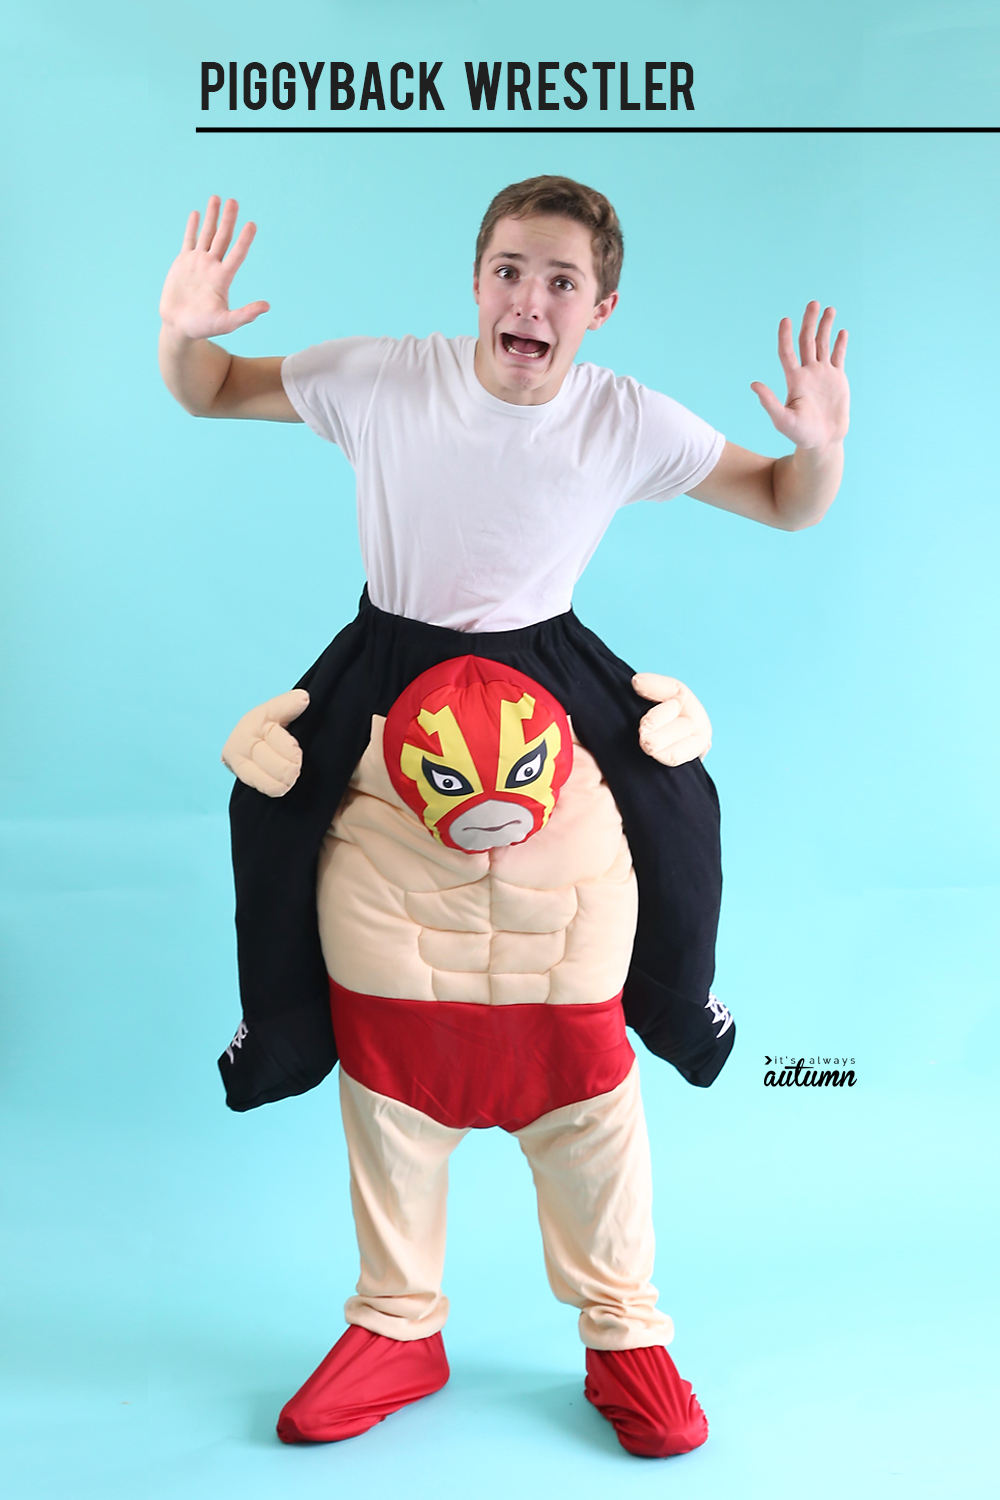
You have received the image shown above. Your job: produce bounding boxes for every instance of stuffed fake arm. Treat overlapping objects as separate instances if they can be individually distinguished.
[222,674,711,800]
[632,674,712,766]
[221,688,310,796]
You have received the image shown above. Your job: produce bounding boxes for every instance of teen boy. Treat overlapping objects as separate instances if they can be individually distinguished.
[158,176,848,1457]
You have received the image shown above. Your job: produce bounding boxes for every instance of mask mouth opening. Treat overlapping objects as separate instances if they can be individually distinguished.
[501,332,550,359]
[441,796,540,852]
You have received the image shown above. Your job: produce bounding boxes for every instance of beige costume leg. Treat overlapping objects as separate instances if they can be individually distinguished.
[514,1060,673,1351]
[340,1068,469,1341]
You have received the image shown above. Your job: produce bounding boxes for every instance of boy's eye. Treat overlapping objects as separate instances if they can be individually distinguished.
[553,277,575,291]
[496,265,518,279]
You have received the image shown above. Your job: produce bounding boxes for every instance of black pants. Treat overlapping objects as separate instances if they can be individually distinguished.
[223,592,730,1111]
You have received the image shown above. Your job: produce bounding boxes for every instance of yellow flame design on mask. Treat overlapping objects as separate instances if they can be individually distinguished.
[496,694,561,822]
[399,705,483,838]
[396,693,562,844]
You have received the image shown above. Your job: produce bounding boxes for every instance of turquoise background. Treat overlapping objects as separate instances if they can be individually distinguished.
[2,1,998,1496]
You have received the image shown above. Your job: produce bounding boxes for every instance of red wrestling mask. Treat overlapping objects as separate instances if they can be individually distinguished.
[383,657,573,852]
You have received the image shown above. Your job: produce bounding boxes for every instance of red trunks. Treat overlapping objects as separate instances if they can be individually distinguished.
[329,981,635,1133]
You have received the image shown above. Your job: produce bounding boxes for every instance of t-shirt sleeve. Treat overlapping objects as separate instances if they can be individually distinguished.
[280,337,393,464]
[620,383,725,505]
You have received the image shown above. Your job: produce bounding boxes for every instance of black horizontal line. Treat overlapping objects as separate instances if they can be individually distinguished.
[195,124,999,135]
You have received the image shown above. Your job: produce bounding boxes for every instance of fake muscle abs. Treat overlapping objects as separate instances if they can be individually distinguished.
[383,657,572,852]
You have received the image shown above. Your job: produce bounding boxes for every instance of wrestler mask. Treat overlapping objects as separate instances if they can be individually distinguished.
[383,657,573,852]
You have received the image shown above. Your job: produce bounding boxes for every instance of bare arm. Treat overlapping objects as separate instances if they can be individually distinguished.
[687,302,849,531]
[158,195,301,422]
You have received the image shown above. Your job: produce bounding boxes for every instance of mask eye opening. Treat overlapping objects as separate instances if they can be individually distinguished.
[504,741,547,789]
[423,757,474,797]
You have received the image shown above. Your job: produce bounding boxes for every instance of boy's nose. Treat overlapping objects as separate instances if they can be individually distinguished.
[511,278,545,318]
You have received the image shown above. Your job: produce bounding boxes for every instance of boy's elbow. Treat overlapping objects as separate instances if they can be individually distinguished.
[166,385,223,419]
[779,503,833,533]
[785,511,823,532]
[170,394,211,419]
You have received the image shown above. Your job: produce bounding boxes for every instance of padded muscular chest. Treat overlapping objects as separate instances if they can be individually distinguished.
[317,715,638,1006]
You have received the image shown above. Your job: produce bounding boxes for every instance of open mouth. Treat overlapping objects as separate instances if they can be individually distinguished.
[501,332,550,360]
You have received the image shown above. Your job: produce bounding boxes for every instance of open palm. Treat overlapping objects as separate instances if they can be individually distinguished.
[159,195,269,341]
[751,301,849,450]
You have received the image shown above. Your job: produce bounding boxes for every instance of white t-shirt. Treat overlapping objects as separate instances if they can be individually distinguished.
[281,333,724,632]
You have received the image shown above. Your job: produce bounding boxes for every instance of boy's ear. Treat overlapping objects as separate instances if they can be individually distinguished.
[472,264,480,304]
[588,290,619,332]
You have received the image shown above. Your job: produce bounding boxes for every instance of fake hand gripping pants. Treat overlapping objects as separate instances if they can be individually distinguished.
[222,597,727,1455]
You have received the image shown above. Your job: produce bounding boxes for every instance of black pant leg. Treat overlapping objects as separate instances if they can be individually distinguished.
[558,619,733,1087]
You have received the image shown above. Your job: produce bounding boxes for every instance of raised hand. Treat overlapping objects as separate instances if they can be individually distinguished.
[750,301,849,451]
[159,195,269,341]
[633,674,712,766]
[222,689,309,797]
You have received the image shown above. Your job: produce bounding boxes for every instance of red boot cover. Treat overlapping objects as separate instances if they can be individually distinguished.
[277,1325,450,1444]
[584,1345,709,1458]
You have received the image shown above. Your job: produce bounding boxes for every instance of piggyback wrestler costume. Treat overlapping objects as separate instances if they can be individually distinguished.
[220,334,734,1456]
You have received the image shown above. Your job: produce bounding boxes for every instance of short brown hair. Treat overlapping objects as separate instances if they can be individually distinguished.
[475,175,623,302]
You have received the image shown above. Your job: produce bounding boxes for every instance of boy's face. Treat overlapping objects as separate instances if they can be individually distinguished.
[473,214,618,405]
